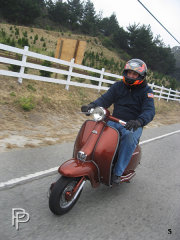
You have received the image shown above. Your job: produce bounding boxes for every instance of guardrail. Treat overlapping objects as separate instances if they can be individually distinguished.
[0,43,180,102]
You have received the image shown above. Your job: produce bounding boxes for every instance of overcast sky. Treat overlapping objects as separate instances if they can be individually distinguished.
[91,0,180,48]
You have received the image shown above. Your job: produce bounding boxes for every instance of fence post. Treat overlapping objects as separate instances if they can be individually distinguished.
[176,89,180,103]
[98,68,105,92]
[65,58,74,91]
[18,46,29,84]
[158,85,164,100]
[167,88,171,102]
[151,82,154,91]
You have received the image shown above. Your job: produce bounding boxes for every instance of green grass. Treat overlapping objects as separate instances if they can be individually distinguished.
[18,96,35,111]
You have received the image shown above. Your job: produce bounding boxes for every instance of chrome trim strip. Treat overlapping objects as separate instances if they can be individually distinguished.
[120,172,136,182]
[132,151,139,156]
[91,160,100,182]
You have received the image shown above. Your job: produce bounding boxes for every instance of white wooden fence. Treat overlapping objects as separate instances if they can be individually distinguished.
[0,43,180,102]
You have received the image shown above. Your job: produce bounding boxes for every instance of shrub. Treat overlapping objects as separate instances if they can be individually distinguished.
[27,84,36,92]
[90,72,100,86]
[82,58,86,65]
[10,92,16,97]
[94,38,98,44]
[0,28,6,38]
[102,37,113,49]
[50,52,54,57]
[42,95,51,103]
[15,28,19,36]
[18,96,35,111]
[5,37,16,47]
[18,37,29,47]
[8,64,20,72]
[34,34,38,41]
[8,54,28,72]
[39,60,52,77]
[23,31,28,37]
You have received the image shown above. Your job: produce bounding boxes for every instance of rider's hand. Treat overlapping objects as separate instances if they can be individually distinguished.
[125,120,142,131]
[81,103,95,116]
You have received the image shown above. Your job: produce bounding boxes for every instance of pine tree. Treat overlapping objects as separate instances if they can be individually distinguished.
[0,0,43,24]
[99,13,119,36]
[67,0,83,29]
[46,0,69,25]
[81,0,97,35]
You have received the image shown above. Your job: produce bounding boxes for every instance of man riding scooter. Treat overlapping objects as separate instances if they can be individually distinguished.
[81,58,155,184]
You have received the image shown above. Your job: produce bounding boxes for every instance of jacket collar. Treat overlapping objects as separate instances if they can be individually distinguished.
[123,79,147,89]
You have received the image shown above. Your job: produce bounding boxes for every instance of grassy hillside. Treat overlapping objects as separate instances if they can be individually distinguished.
[0,23,180,151]
[0,23,177,88]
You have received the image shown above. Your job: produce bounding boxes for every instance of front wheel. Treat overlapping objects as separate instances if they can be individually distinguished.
[49,176,85,215]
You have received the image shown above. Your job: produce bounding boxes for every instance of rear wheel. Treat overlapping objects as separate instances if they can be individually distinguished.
[49,176,85,215]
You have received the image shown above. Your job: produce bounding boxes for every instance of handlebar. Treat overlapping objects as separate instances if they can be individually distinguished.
[108,115,126,126]
[81,107,127,126]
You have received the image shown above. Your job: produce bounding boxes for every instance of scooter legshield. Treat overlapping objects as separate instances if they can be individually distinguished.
[59,159,100,188]
[93,125,120,186]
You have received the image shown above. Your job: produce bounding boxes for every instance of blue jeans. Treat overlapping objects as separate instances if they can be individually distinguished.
[107,121,143,176]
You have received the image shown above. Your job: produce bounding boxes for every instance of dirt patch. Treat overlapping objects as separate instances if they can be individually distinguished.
[0,104,87,152]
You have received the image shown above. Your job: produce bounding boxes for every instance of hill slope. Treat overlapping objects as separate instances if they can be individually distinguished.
[0,23,178,88]
[0,23,180,152]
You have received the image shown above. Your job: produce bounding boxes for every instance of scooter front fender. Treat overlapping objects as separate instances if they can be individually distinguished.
[59,159,100,188]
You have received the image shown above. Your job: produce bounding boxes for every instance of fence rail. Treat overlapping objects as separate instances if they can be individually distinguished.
[0,43,180,102]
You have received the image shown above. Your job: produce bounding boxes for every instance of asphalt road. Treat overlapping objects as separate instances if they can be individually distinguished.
[0,123,180,240]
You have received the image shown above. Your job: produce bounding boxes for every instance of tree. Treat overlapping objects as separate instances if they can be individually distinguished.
[113,27,129,51]
[46,0,69,25]
[99,13,119,36]
[127,24,154,60]
[151,46,176,74]
[126,24,176,75]
[81,0,98,35]
[0,0,43,24]
[67,0,83,29]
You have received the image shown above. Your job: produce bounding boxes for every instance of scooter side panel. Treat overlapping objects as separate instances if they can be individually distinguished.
[93,126,119,186]
[123,145,142,175]
[59,159,100,188]
[73,120,97,158]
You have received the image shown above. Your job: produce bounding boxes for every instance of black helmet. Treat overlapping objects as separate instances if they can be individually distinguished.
[123,59,147,86]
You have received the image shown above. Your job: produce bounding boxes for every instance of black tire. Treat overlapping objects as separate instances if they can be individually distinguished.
[49,176,84,215]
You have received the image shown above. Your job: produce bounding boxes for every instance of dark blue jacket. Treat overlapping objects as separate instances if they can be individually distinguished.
[93,81,155,126]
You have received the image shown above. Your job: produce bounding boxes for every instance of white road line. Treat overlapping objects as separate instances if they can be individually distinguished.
[0,167,58,189]
[139,130,180,145]
[0,129,180,190]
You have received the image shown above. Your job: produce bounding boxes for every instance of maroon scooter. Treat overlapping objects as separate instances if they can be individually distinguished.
[48,107,141,215]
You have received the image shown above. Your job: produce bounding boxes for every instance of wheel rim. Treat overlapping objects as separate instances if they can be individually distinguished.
[60,180,78,209]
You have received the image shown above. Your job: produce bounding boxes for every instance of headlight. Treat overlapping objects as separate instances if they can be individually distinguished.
[77,151,87,161]
[92,107,106,121]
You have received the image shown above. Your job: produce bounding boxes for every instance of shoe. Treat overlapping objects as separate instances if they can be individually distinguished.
[112,174,121,184]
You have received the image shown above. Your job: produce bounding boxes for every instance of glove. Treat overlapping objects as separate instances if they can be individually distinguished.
[125,120,142,131]
[81,103,95,116]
